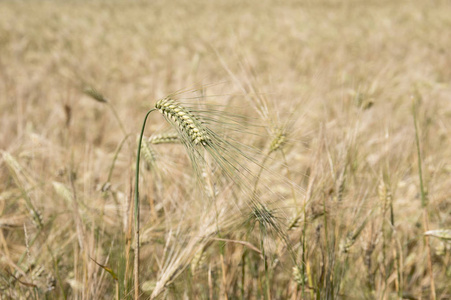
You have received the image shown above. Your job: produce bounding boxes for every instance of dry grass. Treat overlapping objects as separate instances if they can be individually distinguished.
[1,0,451,299]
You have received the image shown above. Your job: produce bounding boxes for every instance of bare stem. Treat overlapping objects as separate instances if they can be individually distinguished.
[412,100,436,300]
[107,102,129,138]
[134,108,156,300]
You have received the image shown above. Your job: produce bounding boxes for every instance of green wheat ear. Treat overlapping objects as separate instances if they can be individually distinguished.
[155,97,211,146]
[83,86,108,103]
[269,127,287,154]
[138,137,157,171]
[149,132,179,145]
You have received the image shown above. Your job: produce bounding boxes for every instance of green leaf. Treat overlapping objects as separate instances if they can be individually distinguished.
[90,256,118,281]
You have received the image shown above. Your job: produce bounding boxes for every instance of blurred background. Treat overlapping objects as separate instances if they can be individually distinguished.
[1,0,450,299]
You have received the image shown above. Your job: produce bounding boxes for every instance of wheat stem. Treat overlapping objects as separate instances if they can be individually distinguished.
[412,99,436,300]
[134,108,157,300]
[107,134,133,184]
[107,102,128,138]
[260,229,271,300]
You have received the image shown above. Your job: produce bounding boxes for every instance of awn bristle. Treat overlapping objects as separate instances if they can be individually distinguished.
[251,204,278,230]
[155,97,210,146]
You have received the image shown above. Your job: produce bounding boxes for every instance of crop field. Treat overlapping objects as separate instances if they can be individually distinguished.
[1,0,451,299]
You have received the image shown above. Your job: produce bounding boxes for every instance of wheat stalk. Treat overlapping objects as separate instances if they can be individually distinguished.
[134,108,156,299]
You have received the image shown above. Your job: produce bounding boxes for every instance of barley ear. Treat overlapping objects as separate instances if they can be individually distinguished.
[83,86,108,103]
[155,97,211,146]
[149,132,179,145]
[269,128,287,154]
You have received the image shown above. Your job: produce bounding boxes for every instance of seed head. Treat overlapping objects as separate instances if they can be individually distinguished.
[83,86,108,103]
[148,132,179,145]
[140,138,157,171]
[155,98,210,146]
[378,180,392,213]
[269,128,286,153]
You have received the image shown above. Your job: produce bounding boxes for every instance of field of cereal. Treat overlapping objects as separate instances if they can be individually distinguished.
[1,0,451,298]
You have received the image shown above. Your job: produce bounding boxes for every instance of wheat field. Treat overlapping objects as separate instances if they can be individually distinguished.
[1,0,451,299]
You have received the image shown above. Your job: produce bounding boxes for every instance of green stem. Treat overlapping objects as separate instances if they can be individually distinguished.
[413,108,426,208]
[241,250,246,299]
[108,102,129,138]
[412,100,436,300]
[280,149,297,213]
[260,228,270,300]
[253,153,270,199]
[107,134,133,183]
[134,108,156,299]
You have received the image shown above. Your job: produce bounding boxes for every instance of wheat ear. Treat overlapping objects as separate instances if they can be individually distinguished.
[155,97,211,146]
[148,132,179,145]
